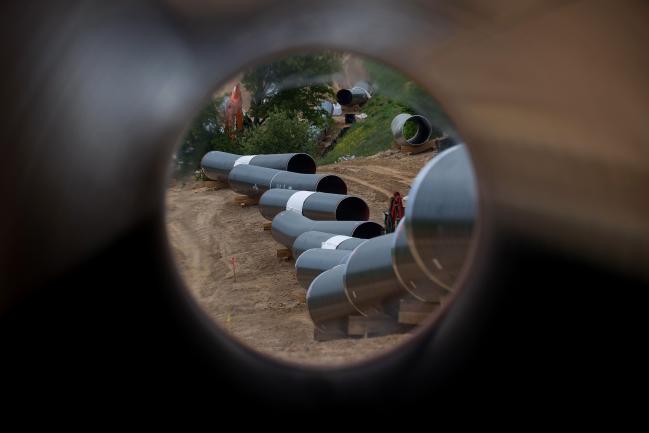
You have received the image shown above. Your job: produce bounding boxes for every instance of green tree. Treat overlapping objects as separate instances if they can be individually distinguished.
[241,108,316,156]
[364,59,452,137]
[175,96,241,177]
[242,53,342,127]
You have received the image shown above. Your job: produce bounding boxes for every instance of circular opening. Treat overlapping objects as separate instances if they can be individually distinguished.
[336,196,370,221]
[403,116,432,145]
[315,175,347,195]
[336,89,353,105]
[351,221,384,239]
[402,118,420,142]
[286,153,317,174]
[167,50,475,367]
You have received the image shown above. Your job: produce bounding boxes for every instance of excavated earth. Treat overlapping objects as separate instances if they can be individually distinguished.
[165,149,436,366]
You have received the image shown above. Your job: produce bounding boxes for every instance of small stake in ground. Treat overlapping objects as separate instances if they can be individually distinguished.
[231,256,237,282]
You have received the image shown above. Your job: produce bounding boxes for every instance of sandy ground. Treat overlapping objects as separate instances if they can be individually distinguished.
[165,149,436,366]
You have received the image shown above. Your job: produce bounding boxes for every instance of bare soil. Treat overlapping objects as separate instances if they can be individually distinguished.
[165,149,436,366]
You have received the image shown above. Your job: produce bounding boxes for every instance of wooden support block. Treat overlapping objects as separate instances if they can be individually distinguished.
[398,297,441,325]
[262,221,272,231]
[233,195,259,207]
[400,139,438,155]
[203,179,228,190]
[347,314,410,337]
[313,321,349,342]
[276,248,293,260]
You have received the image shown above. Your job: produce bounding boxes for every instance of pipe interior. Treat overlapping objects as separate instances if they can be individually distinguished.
[316,175,347,195]
[351,222,384,239]
[336,89,353,105]
[408,117,431,145]
[336,197,370,221]
[286,154,317,174]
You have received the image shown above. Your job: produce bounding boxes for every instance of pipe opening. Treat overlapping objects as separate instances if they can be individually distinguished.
[286,153,317,174]
[315,175,347,195]
[351,222,384,239]
[336,196,370,221]
[404,116,431,144]
[336,89,353,105]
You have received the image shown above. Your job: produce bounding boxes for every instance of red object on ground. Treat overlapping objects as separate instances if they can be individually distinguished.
[390,192,404,223]
[225,83,244,138]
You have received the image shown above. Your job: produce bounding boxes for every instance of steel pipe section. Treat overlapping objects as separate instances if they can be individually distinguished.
[405,144,477,290]
[271,211,383,248]
[392,218,448,302]
[305,146,477,325]
[336,81,372,106]
[295,248,352,289]
[391,113,433,146]
[306,264,359,328]
[228,165,347,197]
[342,234,403,316]
[292,231,367,258]
[201,151,316,181]
[306,233,406,327]
[259,189,369,221]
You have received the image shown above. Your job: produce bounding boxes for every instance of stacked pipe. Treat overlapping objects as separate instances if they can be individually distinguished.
[199,149,381,281]
[201,151,317,180]
[306,145,477,329]
[270,211,383,248]
[198,145,477,336]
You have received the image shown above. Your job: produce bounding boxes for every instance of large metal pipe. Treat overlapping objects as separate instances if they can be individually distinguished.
[228,164,347,197]
[391,113,433,146]
[292,231,367,258]
[201,151,316,181]
[336,81,371,107]
[306,146,478,326]
[306,264,358,326]
[271,211,383,248]
[259,189,369,221]
[342,234,403,316]
[405,144,477,290]
[392,218,448,302]
[295,248,352,289]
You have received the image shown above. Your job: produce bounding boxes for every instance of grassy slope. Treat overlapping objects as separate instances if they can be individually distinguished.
[318,95,407,165]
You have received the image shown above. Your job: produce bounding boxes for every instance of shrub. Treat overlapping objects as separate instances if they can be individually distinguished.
[241,109,316,156]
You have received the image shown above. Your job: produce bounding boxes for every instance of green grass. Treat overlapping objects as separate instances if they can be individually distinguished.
[318,95,408,165]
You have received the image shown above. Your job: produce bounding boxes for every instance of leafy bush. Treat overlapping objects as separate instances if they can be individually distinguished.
[241,109,316,156]
[363,59,452,136]
[243,52,341,128]
[175,96,243,177]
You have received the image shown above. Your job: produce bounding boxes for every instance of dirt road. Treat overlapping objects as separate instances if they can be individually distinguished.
[165,149,435,366]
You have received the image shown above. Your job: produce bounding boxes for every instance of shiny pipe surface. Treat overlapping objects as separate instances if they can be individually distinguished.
[342,234,403,316]
[292,231,367,258]
[405,144,477,290]
[271,211,383,248]
[392,219,448,302]
[201,151,316,180]
[306,264,358,327]
[228,164,347,197]
[259,189,369,221]
[295,248,352,289]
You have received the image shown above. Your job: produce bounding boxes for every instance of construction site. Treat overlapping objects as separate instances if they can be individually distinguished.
[166,54,474,365]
